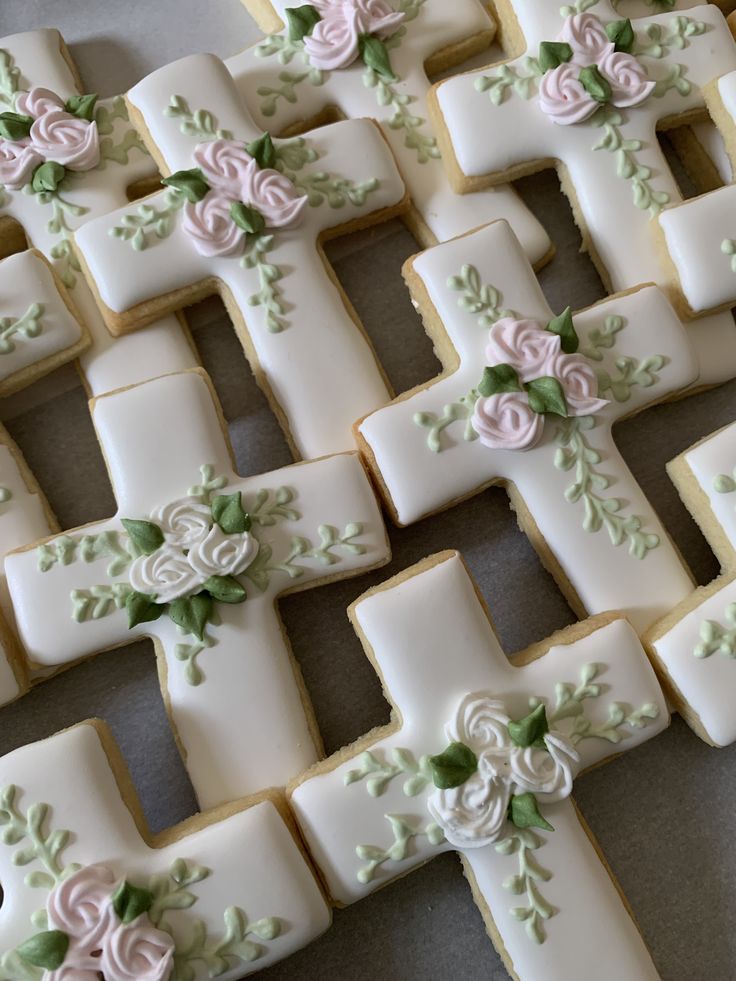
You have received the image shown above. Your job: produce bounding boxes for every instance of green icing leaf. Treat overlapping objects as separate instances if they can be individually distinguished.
[525,377,568,417]
[606,18,634,53]
[246,132,277,169]
[169,593,213,641]
[64,93,98,121]
[161,167,210,203]
[509,793,554,833]
[477,363,522,397]
[121,518,164,555]
[285,5,322,42]
[429,741,477,790]
[203,575,247,604]
[211,492,251,534]
[538,41,573,72]
[546,306,578,354]
[358,34,394,79]
[230,202,266,235]
[508,704,549,749]
[579,65,611,103]
[31,161,66,193]
[17,931,69,970]
[112,880,154,924]
[126,591,163,629]
[0,111,31,140]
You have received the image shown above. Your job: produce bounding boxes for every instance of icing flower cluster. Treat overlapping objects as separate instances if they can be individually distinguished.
[538,14,655,126]
[288,0,405,73]
[427,695,579,849]
[471,312,608,451]
[43,865,173,981]
[0,86,100,190]
[174,138,307,258]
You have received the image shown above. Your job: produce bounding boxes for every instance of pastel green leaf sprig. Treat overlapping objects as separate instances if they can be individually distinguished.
[447,264,513,328]
[0,302,44,355]
[721,238,736,273]
[165,94,233,140]
[592,109,671,217]
[496,828,555,945]
[356,815,444,884]
[475,58,543,105]
[344,749,433,797]
[695,603,736,659]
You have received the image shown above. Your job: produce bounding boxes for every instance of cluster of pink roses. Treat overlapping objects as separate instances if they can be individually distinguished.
[181,138,308,258]
[538,13,655,126]
[0,86,100,190]
[42,865,173,981]
[471,316,608,451]
[302,0,405,71]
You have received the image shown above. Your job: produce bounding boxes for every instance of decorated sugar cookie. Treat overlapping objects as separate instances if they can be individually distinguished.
[227,0,551,260]
[0,721,330,979]
[0,250,87,397]
[289,551,668,979]
[428,2,736,386]
[5,368,391,809]
[73,52,411,459]
[646,414,736,746]
[356,219,697,632]
[0,29,197,397]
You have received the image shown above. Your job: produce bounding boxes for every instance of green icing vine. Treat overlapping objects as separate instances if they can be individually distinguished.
[95,96,149,167]
[344,748,433,797]
[721,239,736,273]
[0,785,77,891]
[256,62,325,119]
[356,814,444,884]
[591,109,670,217]
[172,906,281,978]
[554,416,661,558]
[38,529,136,575]
[0,49,19,111]
[0,303,44,354]
[188,463,229,503]
[174,629,218,687]
[243,232,286,334]
[244,523,367,591]
[695,603,736,658]
[414,390,480,452]
[71,583,133,623]
[634,16,706,59]
[580,314,666,400]
[274,138,381,209]
[579,313,624,361]
[23,185,89,289]
[108,188,185,251]
[495,828,554,945]
[165,95,234,140]
[475,58,542,105]
[248,484,300,526]
[362,67,439,164]
[447,264,512,328]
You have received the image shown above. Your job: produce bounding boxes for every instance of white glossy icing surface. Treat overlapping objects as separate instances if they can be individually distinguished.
[0,251,85,389]
[75,53,409,458]
[359,220,696,632]
[0,723,331,977]
[291,553,666,978]
[226,0,551,261]
[682,420,736,550]
[432,4,736,383]
[0,29,198,397]
[5,369,390,807]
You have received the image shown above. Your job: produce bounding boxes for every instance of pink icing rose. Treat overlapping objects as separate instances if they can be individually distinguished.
[471,392,544,451]
[192,139,256,197]
[45,966,100,981]
[46,864,117,953]
[548,352,609,416]
[355,0,405,37]
[182,191,245,258]
[558,13,613,62]
[303,7,363,70]
[100,920,175,981]
[242,164,308,228]
[15,85,65,118]
[485,318,561,381]
[29,109,100,171]
[539,62,598,125]
[0,138,42,189]
[599,49,655,108]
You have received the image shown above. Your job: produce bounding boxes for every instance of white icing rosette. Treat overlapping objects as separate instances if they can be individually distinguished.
[558,13,612,62]
[149,497,213,549]
[15,85,66,118]
[128,544,204,604]
[0,139,42,189]
[100,920,175,981]
[509,731,580,802]
[241,164,308,229]
[29,108,100,171]
[192,139,257,198]
[448,693,513,754]
[471,391,544,451]
[46,864,117,953]
[427,764,511,849]
[187,525,258,579]
[547,351,609,416]
[182,192,245,258]
[539,62,598,126]
[45,964,100,981]
[599,48,656,108]
[485,317,561,381]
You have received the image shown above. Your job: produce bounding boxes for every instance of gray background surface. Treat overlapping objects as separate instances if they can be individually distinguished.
[0,1,733,979]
